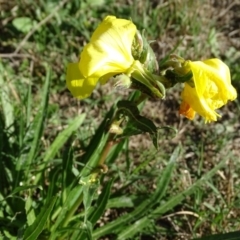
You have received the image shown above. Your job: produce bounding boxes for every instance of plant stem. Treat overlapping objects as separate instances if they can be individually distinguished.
[58,91,146,236]
[97,91,147,170]
[98,133,115,167]
[62,192,83,228]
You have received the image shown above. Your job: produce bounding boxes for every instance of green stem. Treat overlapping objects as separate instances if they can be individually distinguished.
[133,92,148,105]
[98,133,115,167]
[96,90,147,170]
[58,91,147,238]
[61,193,83,229]
[130,60,167,98]
[58,133,116,237]
[55,189,83,240]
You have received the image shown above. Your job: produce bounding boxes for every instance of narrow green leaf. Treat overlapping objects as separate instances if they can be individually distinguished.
[80,106,115,172]
[15,113,41,171]
[61,144,74,202]
[151,155,228,217]
[17,66,50,173]
[34,113,86,185]
[27,66,50,166]
[151,146,180,201]
[117,216,150,240]
[43,113,86,164]
[26,83,32,127]
[46,167,62,203]
[83,181,99,220]
[84,221,93,240]
[50,184,83,238]
[25,195,36,226]
[193,230,240,240]
[11,185,39,196]
[89,179,113,225]
[24,196,57,240]
[0,62,14,136]
[106,196,136,209]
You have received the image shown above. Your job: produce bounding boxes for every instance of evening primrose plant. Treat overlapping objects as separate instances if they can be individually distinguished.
[63,16,237,239]
[1,5,239,240]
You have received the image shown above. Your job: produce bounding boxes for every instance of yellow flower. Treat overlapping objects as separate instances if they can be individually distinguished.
[66,16,136,99]
[79,15,137,83]
[179,58,237,122]
[66,15,166,99]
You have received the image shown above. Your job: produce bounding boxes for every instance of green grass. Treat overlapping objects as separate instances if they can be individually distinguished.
[0,0,240,239]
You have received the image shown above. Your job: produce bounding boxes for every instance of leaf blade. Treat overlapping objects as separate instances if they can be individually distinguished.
[24,196,57,240]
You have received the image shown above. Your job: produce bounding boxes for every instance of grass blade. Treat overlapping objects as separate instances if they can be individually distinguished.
[16,66,50,174]
[194,231,240,240]
[26,66,50,167]
[25,194,36,226]
[24,196,57,240]
[0,62,14,136]
[43,114,86,164]
[106,196,136,208]
[34,113,86,185]
[50,184,83,239]
[89,179,114,225]
[151,155,228,217]
[117,216,150,240]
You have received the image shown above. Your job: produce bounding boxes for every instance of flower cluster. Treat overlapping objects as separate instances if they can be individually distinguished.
[66,15,237,123]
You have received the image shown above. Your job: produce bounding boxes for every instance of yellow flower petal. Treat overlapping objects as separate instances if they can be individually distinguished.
[180,58,237,122]
[66,63,98,99]
[79,16,136,81]
[181,83,220,122]
[189,59,236,101]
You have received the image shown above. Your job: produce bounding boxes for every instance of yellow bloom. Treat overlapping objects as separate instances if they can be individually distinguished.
[79,15,136,83]
[66,16,137,99]
[179,59,237,122]
[66,15,166,99]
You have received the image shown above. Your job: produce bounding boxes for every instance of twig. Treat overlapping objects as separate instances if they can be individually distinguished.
[14,0,70,54]
[0,53,35,59]
[161,211,201,220]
